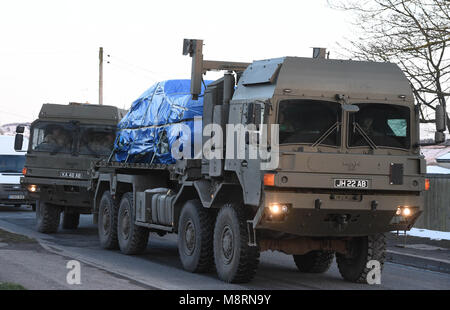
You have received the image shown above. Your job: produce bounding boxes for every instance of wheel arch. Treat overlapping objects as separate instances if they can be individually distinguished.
[172,181,244,232]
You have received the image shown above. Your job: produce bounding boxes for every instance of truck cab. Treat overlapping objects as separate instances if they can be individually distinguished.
[0,135,31,208]
[17,103,126,233]
[231,57,425,236]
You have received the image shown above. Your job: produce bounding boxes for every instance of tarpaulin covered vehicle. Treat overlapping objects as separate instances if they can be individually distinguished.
[114,79,210,164]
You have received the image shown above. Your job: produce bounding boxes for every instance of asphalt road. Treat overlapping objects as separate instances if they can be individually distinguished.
[0,205,449,290]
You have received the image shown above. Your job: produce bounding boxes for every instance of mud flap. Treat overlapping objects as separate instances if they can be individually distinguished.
[247,220,257,247]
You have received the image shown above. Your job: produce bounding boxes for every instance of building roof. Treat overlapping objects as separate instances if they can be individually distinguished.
[427,165,450,174]
[421,146,450,165]
[437,152,450,163]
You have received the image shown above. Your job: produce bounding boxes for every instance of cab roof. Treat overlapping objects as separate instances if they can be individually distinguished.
[233,57,413,104]
[38,103,127,123]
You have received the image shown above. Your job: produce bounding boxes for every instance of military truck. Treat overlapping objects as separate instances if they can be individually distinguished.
[90,39,446,283]
[14,103,126,233]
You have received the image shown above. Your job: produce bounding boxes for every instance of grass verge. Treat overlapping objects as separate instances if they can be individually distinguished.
[0,229,36,244]
[0,282,26,290]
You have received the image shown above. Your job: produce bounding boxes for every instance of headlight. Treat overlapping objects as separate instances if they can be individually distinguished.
[27,184,39,193]
[395,206,415,218]
[402,207,411,216]
[269,204,281,214]
[391,206,418,225]
[266,203,290,221]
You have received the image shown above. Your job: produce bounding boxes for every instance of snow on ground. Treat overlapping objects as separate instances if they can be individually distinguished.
[427,165,450,174]
[395,228,450,241]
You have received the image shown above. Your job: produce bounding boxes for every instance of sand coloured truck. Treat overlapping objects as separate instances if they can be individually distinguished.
[15,103,126,233]
[90,39,446,283]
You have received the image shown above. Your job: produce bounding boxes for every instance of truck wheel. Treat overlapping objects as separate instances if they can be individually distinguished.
[293,251,334,273]
[62,211,80,230]
[213,204,260,283]
[36,201,61,233]
[98,191,119,249]
[336,234,386,283]
[117,192,149,255]
[178,200,215,273]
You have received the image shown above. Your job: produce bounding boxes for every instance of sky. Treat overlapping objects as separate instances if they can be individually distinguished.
[0,0,352,124]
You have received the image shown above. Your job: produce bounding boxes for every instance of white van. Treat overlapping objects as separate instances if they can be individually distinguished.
[0,135,32,207]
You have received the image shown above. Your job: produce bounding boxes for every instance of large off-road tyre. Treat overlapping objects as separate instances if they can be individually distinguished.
[336,234,386,283]
[62,211,80,230]
[178,200,215,273]
[98,191,119,250]
[117,192,149,255]
[213,204,260,283]
[293,251,335,273]
[36,201,61,233]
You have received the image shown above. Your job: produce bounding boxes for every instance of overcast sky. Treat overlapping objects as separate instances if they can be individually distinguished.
[0,0,352,124]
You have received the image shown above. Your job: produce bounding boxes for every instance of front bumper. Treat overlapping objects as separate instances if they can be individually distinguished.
[0,184,33,205]
[253,189,423,237]
[22,176,92,209]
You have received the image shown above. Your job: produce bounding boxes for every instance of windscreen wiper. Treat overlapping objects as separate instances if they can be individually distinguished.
[353,121,378,149]
[50,148,61,155]
[312,122,340,147]
[50,145,67,155]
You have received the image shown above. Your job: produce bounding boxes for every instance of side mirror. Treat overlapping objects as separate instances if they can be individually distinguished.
[435,105,446,144]
[435,132,445,144]
[16,125,25,134]
[14,134,24,151]
[436,105,446,132]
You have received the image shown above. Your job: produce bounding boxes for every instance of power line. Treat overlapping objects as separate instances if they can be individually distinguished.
[0,109,32,119]
[107,54,172,80]
[107,61,160,82]
[108,63,156,82]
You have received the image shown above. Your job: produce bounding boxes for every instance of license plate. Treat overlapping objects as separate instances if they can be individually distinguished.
[60,171,82,179]
[8,195,24,200]
[334,179,369,189]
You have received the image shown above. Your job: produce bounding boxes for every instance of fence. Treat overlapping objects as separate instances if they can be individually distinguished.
[414,173,450,232]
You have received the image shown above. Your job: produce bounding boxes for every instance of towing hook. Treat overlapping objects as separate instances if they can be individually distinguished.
[331,214,350,232]
[337,214,349,225]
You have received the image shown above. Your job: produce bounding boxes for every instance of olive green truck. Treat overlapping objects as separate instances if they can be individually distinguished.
[88,40,446,283]
[21,39,448,284]
[15,103,126,231]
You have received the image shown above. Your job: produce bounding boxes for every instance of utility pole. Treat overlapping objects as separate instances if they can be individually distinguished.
[99,47,103,105]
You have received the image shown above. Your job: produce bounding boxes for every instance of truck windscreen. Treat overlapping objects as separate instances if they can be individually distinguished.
[79,126,116,156]
[31,122,74,154]
[348,103,410,149]
[278,99,341,146]
[0,155,25,173]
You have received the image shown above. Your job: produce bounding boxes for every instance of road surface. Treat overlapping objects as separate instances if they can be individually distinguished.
[0,205,449,290]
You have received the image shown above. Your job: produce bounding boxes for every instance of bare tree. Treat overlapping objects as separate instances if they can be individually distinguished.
[329,0,450,132]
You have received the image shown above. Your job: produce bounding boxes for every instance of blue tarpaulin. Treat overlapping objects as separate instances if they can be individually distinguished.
[114,79,210,164]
